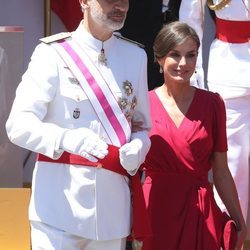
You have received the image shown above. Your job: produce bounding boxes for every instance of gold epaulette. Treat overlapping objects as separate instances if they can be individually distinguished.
[114,33,145,48]
[40,32,72,44]
[207,0,231,11]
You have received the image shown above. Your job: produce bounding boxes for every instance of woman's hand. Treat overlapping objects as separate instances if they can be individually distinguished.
[235,223,247,250]
[212,152,248,250]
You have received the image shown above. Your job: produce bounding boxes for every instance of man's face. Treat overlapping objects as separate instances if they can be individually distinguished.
[89,0,129,31]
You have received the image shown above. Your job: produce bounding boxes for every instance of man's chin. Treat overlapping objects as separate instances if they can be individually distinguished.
[106,19,125,31]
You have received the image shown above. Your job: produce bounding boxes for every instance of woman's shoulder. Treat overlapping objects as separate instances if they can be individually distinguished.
[196,88,224,105]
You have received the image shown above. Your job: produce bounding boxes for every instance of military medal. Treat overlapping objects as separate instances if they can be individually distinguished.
[98,42,107,66]
[73,108,80,119]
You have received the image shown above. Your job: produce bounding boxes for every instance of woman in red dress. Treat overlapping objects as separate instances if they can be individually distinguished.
[141,21,247,250]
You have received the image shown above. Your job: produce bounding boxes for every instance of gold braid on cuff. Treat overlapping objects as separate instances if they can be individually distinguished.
[207,0,231,11]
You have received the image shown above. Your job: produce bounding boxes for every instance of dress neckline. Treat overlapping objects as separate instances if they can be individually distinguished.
[152,87,198,129]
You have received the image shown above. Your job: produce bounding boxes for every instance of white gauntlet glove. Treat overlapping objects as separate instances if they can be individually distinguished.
[119,131,151,174]
[60,128,108,162]
[119,139,142,172]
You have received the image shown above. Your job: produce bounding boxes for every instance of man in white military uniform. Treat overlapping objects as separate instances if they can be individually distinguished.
[6,0,151,249]
[180,0,250,222]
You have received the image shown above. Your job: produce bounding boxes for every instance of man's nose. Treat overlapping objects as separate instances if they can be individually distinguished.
[114,0,129,11]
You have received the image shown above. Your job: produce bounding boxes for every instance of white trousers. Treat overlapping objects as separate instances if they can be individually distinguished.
[209,85,250,221]
[31,221,127,250]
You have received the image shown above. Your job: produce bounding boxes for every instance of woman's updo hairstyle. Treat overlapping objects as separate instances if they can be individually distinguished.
[153,21,200,60]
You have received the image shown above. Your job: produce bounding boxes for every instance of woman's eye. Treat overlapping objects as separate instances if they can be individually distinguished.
[169,52,179,57]
[186,53,196,58]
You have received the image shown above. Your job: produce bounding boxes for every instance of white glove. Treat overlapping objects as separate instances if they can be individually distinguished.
[119,131,151,173]
[119,139,142,172]
[60,128,108,162]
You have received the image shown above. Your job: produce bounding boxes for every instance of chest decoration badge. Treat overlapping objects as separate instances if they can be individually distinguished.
[98,41,107,66]
[73,108,80,119]
[118,80,137,122]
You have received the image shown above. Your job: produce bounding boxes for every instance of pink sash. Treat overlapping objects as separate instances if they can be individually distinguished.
[52,39,131,147]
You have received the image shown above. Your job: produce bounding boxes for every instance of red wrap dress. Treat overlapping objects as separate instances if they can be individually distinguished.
[142,88,235,250]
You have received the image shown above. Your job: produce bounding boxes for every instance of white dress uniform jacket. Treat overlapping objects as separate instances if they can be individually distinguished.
[6,22,151,240]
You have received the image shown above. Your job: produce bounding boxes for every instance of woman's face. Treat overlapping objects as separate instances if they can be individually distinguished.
[160,37,198,84]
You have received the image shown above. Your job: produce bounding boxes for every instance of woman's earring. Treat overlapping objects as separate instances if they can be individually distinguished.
[159,65,163,74]
[80,3,88,12]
